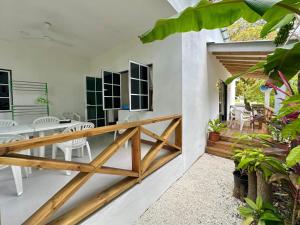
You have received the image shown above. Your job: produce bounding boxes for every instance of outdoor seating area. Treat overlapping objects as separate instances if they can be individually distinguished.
[228,104,273,132]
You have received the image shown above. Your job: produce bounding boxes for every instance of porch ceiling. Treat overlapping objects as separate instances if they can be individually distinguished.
[208,41,277,80]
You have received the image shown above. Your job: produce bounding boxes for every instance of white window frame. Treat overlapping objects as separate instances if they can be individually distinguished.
[129,61,150,112]
[102,70,122,110]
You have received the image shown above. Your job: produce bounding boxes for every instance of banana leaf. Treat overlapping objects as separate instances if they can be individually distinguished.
[286,145,300,167]
[265,42,300,82]
[139,0,300,43]
[140,0,261,43]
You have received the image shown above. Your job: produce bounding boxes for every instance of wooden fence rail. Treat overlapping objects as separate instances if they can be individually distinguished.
[0,114,182,225]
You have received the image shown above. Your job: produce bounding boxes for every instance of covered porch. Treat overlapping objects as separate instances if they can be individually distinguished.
[206,41,286,158]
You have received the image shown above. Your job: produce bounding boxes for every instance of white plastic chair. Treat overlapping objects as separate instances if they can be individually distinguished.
[240,110,254,131]
[52,122,94,175]
[33,116,60,125]
[113,120,129,148]
[62,112,81,121]
[0,119,18,127]
[113,115,140,148]
[229,106,236,128]
[33,116,60,157]
[0,134,30,196]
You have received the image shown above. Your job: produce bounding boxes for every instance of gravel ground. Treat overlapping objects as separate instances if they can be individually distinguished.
[134,154,242,225]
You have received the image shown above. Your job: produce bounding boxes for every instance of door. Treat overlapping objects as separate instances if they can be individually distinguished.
[85,76,106,127]
[218,80,228,121]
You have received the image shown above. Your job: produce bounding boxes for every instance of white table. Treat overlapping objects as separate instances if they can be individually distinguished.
[0,121,82,157]
[31,121,82,157]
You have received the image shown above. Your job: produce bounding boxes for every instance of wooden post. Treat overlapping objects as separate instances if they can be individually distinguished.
[175,118,182,151]
[131,127,141,182]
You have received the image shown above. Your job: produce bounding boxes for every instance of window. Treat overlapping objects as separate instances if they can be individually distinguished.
[86,76,106,127]
[0,69,12,111]
[102,71,121,110]
[129,61,149,111]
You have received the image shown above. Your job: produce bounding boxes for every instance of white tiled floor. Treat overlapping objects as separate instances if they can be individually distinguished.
[0,133,168,225]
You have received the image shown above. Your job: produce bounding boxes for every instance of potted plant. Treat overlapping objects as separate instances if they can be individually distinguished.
[208,118,226,142]
[239,196,284,225]
[234,148,287,202]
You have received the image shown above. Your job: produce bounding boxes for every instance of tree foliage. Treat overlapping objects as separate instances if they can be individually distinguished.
[228,19,277,41]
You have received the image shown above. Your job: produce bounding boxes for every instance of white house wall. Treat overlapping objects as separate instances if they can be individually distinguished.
[207,53,234,120]
[85,35,183,225]
[182,30,230,169]
[0,40,90,123]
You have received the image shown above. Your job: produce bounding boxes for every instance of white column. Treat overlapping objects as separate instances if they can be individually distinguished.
[264,90,271,108]
[274,86,287,114]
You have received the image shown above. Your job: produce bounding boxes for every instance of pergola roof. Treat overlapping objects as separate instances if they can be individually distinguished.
[207,41,277,79]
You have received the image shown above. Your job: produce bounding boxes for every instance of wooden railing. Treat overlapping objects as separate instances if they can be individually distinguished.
[0,114,182,225]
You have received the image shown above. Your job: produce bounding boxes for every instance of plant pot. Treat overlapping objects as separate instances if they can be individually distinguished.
[233,170,241,199]
[233,170,248,200]
[209,132,220,142]
[240,173,248,200]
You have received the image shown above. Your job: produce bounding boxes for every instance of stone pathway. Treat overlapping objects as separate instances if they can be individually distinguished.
[134,154,242,225]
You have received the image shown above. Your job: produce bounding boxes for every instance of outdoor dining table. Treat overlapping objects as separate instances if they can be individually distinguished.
[0,120,82,157]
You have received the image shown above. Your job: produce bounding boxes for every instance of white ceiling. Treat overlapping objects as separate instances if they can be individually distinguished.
[0,0,176,59]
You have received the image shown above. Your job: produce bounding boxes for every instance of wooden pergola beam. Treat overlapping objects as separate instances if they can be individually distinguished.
[225,66,255,70]
[213,51,271,56]
[222,63,257,67]
[220,60,261,65]
[216,56,267,61]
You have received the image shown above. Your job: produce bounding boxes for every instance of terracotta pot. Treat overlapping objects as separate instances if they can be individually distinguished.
[209,132,220,142]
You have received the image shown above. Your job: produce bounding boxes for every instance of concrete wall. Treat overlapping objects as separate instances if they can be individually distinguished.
[89,36,182,134]
[181,30,230,169]
[0,40,90,123]
[207,53,234,120]
[83,35,184,225]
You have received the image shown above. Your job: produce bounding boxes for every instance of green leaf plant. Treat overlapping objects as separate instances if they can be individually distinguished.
[239,196,284,225]
[233,148,287,179]
[208,118,227,133]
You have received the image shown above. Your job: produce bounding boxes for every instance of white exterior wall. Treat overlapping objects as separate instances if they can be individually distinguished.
[84,35,184,225]
[182,31,230,169]
[0,40,90,123]
[207,53,234,120]
[89,36,182,132]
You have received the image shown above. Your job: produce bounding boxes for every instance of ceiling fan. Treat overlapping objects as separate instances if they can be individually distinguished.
[20,22,73,47]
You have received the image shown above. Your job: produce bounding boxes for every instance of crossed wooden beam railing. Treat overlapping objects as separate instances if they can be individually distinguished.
[0,114,182,225]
